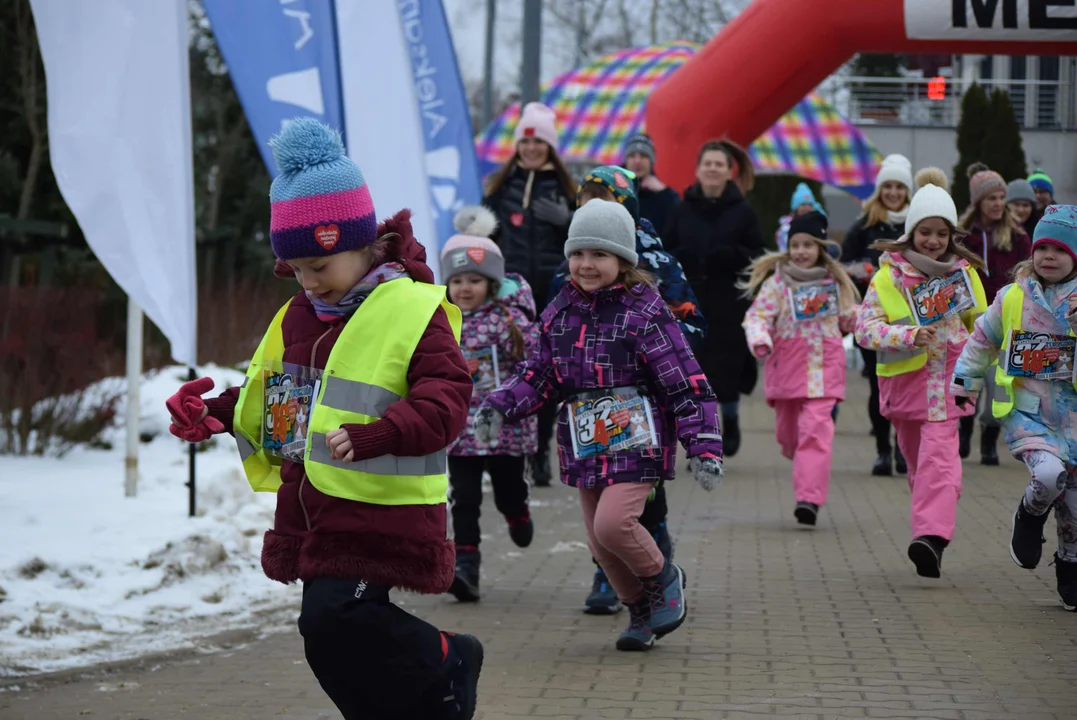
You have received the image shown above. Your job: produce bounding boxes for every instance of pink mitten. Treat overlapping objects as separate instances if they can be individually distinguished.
[166,377,225,442]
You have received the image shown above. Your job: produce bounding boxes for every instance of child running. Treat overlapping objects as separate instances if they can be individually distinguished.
[474,199,723,651]
[951,206,1077,610]
[440,206,540,603]
[855,184,987,578]
[741,211,860,526]
[547,164,706,615]
[165,119,481,719]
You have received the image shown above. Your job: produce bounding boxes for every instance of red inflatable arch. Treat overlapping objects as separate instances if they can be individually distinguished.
[647,0,1077,191]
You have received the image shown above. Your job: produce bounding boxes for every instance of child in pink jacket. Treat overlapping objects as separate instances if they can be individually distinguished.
[855,185,987,578]
[742,212,860,526]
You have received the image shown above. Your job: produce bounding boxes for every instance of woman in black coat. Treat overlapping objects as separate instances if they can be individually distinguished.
[664,140,764,457]
[483,102,576,486]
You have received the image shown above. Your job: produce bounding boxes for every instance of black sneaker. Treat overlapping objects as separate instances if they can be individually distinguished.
[584,565,622,615]
[958,416,974,459]
[908,536,946,578]
[529,452,552,487]
[872,452,893,477]
[1055,555,1077,612]
[894,445,907,474]
[507,514,533,548]
[439,633,484,719]
[722,414,741,457]
[794,502,818,526]
[652,522,674,564]
[449,549,481,602]
[1010,499,1050,569]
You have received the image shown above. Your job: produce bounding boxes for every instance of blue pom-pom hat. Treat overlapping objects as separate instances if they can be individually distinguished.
[268,118,377,261]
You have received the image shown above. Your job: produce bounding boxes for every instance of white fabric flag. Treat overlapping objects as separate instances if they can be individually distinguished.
[30,0,197,366]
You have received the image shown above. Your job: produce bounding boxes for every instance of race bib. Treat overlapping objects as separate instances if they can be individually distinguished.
[788,281,840,322]
[904,268,975,326]
[464,345,501,393]
[567,388,658,460]
[1005,330,1077,382]
[263,363,322,461]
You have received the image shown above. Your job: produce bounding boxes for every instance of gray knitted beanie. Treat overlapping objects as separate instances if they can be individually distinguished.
[564,200,638,265]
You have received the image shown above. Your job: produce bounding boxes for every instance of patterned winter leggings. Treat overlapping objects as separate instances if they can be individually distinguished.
[1023,450,1077,562]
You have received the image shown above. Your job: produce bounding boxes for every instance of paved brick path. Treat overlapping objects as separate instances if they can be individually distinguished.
[3,382,1076,719]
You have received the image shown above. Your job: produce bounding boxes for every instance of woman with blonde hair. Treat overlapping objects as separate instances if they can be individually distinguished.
[956,163,1032,465]
[842,154,913,477]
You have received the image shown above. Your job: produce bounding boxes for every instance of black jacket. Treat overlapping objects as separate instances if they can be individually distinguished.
[484,165,573,309]
[841,215,904,295]
[664,183,764,402]
[638,186,680,238]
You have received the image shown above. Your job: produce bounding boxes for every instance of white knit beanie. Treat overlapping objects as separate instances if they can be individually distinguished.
[875,154,914,194]
[905,184,958,235]
[564,200,638,265]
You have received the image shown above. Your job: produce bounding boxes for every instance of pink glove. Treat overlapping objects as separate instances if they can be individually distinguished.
[753,343,771,359]
[166,377,225,443]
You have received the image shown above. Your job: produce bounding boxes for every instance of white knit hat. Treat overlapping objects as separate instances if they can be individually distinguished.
[875,154,914,194]
[564,200,638,265]
[905,184,958,235]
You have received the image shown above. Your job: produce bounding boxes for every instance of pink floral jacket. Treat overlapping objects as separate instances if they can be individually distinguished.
[743,272,856,403]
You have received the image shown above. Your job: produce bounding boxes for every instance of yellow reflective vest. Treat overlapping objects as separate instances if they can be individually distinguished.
[873,264,986,378]
[232,278,461,506]
[991,285,1077,418]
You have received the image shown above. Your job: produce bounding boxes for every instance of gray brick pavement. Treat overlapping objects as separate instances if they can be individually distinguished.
[2,382,1075,719]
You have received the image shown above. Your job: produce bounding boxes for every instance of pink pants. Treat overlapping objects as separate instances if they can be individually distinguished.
[893,418,963,541]
[579,483,664,604]
[774,398,834,506]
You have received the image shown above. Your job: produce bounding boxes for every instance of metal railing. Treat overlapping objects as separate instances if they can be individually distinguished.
[820,76,1073,130]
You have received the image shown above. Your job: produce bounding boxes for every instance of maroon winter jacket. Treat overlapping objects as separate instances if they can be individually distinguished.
[961,222,1032,304]
[204,210,472,593]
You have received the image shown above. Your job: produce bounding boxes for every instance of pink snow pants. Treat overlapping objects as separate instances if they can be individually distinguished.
[774,398,834,506]
[893,418,963,541]
[579,483,664,604]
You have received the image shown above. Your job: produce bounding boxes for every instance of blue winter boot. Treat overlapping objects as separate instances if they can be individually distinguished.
[614,599,655,651]
[643,562,687,638]
[584,564,622,615]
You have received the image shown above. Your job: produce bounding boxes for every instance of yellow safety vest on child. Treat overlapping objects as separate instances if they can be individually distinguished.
[872,266,987,378]
[991,285,1077,418]
[232,279,461,506]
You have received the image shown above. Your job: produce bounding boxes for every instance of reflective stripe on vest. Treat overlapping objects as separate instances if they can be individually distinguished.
[232,278,462,506]
[991,285,1077,418]
[873,268,927,377]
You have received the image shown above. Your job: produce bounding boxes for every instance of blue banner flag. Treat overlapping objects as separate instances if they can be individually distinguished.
[396,0,483,247]
[201,0,345,176]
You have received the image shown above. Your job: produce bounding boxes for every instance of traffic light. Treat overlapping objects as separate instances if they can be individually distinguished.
[928,76,946,101]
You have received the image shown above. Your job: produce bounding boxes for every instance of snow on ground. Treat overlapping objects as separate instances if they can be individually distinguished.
[0,365,299,677]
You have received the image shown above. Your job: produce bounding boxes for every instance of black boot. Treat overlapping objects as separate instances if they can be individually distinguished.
[958,416,974,459]
[980,426,1000,466]
[1054,554,1077,612]
[529,452,552,487]
[794,502,819,526]
[1010,498,1050,569]
[894,444,907,475]
[507,513,534,548]
[722,413,741,457]
[872,451,893,477]
[438,633,484,719]
[908,535,948,578]
[449,549,481,602]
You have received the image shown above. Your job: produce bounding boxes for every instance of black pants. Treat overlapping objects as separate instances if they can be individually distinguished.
[449,455,529,548]
[298,577,448,720]
[535,404,557,457]
[858,346,893,455]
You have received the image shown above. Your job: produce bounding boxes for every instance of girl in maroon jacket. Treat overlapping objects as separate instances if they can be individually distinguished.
[957,164,1032,466]
[165,119,480,720]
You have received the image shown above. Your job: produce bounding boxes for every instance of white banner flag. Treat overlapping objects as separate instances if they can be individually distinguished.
[30,0,197,366]
[905,0,1077,41]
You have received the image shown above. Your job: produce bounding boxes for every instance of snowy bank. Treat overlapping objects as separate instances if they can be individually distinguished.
[0,366,298,677]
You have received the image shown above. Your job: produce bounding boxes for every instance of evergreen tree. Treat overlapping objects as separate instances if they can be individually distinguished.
[951,83,990,211]
[982,88,1027,183]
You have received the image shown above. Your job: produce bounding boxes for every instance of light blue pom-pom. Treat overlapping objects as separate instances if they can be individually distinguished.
[269,117,345,175]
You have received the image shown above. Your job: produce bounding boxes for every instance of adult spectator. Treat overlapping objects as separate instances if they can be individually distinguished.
[483,102,576,486]
[664,140,764,457]
[1006,178,1041,237]
[842,154,913,477]
[623,134,680,234]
